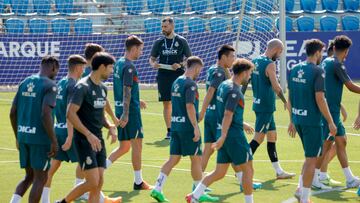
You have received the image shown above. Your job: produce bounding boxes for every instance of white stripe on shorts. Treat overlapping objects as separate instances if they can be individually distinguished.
[135,130,139,139]
[43,160,49,171]
[317,147,322,157]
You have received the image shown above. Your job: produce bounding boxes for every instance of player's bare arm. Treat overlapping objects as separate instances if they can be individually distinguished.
[105,99,119,126]
[315,92,337,136]
[344,80,360,94]
[62,118,73,151]
[186,103,200,142]
[340,103,347,122]
[287,93,296,137]
[266,63,287,107]
[67,103,102,152]
[119,86,131,128]
[213,110,233,150]
[199,87,216,122]
[42,104,58,158]
[9,103,18,149]
[243,122,254,135]
[103,111,117,144]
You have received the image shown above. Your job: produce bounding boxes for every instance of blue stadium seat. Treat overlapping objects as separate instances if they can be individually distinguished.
[343,0,360,12]
[144,18,161,33]
[11,0,29,15]
[234,0,259,14]
[300,0,326,13]
[286,0,303,14]
[0,0,11,14]
[29,18,48,33]
[213,0,231,14]
[5,18,25,33]
[342,15,359,30]
[189,0,208,14]
[55,0,74,14]
[232,16,251,32]
[254,16,273,32]
[125,0,144,15]
[188,17,206,32]
[256,0,279,14]
[209,17,227,32]
[275,16,293,31]
[74,18,92,34]
[169,0,186,14]
[296,16,315,31]
[174,17,185,33]
[320,15,338,31]
[33,0,51,15]
[322,0,344,13]
[147,0,165,14]
[107,0,121,15]
[51,18,70,34]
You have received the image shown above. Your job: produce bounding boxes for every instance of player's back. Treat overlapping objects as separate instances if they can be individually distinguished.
[171,75,199,131]
[113,57,140,116]
[16,74,57,145]
[205,65,226,111]
[251,55,275,112]
[289,62,323,126]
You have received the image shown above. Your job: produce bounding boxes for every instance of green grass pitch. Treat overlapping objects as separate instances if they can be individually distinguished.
[0,88,359,203]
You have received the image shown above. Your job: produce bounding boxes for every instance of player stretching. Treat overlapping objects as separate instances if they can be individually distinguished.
[106,35,152,190]
[313,35,360,189]
[150,56,218,202]
[41,55,87,203]
[187,58,255,203]
[288,39,337,203]
[10,56,59,203]
[243,39,295,180]
[56,52,120,203]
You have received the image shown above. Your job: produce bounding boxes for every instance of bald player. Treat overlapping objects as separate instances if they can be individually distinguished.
[242,39,295,180]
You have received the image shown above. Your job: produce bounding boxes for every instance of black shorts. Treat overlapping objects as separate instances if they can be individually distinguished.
[74,136,106,170]
[157,69,184,101]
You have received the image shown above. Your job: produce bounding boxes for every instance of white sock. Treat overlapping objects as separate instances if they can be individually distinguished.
[154,172,167,192]
[41,187,50,203]
[75,178,84,186]
[298,175,303,188]
[99,191,105,203]
[134,170,143,185]
[272,162,284,174]
[106,159,112,169]
[192,183,207,200]
[343,167,355,182]
[193,180,200,188]
[319,172,328,180]
[10,194,22,203]
[244,194,254,203]
[313,168,320,183]
[236,172,243,184]
[301,187,311,202]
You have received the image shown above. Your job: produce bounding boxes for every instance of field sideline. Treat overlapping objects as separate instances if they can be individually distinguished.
[0,87,359,203]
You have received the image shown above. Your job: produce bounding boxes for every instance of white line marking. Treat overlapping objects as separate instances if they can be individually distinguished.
[0,147,17,151]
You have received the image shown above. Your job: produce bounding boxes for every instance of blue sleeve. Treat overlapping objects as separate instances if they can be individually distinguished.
[43,81,57,108]
[185,81,197,104]
[225,90,241,112]
[334,63,351,84]
[123,64,135,87]
[314,68,325,92]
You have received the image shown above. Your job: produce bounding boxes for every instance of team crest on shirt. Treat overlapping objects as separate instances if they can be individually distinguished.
[232,93,237,98]
[175,41,179,47]
[86,156,92,165]
[128,68,133,73]
[297,69,304,78]
[102,89,106,97]
[22,82,36,97]
[191,86,196,91]
[92,90,96,96]
[217,72,222,77]
[321,73,325,78]
[52,86,57,92]
[341,65,345,70]
[27,82,34,92]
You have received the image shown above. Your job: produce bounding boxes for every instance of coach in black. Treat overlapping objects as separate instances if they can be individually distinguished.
[149,16,192,139]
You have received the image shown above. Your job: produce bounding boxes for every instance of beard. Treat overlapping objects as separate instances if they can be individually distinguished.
[162,30,171,36]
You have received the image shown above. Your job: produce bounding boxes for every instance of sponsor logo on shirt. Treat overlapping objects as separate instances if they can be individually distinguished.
[216,95,223,103]
[171,116,186,123]
[101,89,106,97]
[253,97,261,104]
[94,98,106,108]
[207,104,216,110]
[217,123,222,130]
[162,49,178,56]
[115,101,123,107]
[55,123,67,129]
[292,107,308,116]
[292,69,306,84]
[22,82,36,97]
[18,125,36,134]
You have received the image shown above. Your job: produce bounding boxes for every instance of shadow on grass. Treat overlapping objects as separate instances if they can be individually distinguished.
[260,178,294,191]
[145,139,170,147]
[103,189,140,202]
[313,188,359,202]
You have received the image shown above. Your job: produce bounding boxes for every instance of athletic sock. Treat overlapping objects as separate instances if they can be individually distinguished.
[75,178,84,186]
[319,172,328,180]
[298,175,303,188]
[10,194,22,203]
[236,171,243,185]
[244,194,254,203]
[249,140,260,154]
[272,162,284,175]
[134,170,143,185]
[267,142,278,162]
[192,183,207,200]
[313,168,320,183]
[106,159,112,168]
[193,180,200,188]
[301,187,311,202]
[167,128,170,133]
[99,191,105,203]
[154,172,167,192]
[343,167,355,182]
[41,187,50,203]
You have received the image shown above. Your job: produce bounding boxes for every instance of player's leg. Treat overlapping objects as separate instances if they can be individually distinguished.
[157,72,173,139]
[201,119,216,172]
[190,155,203,188]
[88,167,104,203]
[236,161,254,203]
[131,138,152,190]
[312,139,333,189]
[10,167,34,203]
[41,159,62,203]
[162,101,172,139]
[106,140,131,167]
[201,143,214,172]
[29,169,48,203]
[319,142,337,184]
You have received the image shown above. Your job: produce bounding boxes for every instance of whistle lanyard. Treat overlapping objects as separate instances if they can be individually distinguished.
[163,35,176,64]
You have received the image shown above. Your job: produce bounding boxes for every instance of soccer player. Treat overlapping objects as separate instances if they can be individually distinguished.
[244,39,295,180]
[199,44,235,175]
[287,39,337,203]
[56,52,119,203]
[106,35,152,190]
[186,58,255,203]
[149,16,192,139]
[313,35,360,189]
[82,43,104,77]
[9,56,60,203]
[150,56,217,202]
[41,55,87,203]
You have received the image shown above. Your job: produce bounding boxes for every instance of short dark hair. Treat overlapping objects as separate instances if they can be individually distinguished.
[125,35,144,51]
[68,55,87,71]
[327,40,334,56]
[334,35,352,51]
[84,43,104,61]
[41,55,59,70]
[232,58,254,75]
[162,17,174,24]
[186,56,203,69]
[91,52,115,71]
[218,45,235,60]
[305,39,325,56]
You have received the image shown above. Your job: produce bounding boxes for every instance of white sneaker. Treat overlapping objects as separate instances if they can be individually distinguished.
[276,171,296,179]
[312,180,332,190]
[294,187,301,201]
[346,177,360,188]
